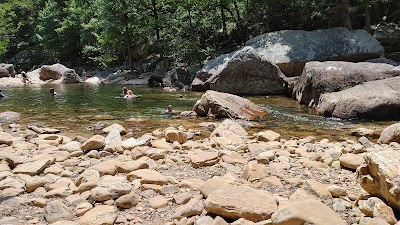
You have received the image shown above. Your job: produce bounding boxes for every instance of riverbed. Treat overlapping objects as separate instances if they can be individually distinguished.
[0,84,396,140]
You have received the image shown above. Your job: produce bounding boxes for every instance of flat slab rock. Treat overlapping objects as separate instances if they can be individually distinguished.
[271,199,347,225]
[358,150,400,211]
[89,176,131,201]
[204,185,277,222]
[193,90,267,120]
[13,159,52,175]
[78,205,117,225]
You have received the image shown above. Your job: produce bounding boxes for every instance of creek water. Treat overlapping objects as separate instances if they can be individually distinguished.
[0,84,396,140]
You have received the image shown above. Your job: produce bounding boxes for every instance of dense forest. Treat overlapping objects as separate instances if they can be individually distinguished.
[0,0,399,74]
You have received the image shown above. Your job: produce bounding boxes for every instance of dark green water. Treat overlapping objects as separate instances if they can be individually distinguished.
[0,84,396,140]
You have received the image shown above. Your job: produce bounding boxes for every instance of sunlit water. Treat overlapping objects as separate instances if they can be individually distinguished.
[0,84,397,141]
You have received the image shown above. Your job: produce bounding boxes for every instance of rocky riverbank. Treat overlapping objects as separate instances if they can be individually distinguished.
[1,119,400,225]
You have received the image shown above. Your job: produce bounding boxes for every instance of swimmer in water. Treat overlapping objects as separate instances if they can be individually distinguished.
[50,88,59,96]
[124,90,137,99]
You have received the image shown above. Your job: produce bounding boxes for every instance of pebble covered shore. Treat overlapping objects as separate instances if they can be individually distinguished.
[0,119,400,225]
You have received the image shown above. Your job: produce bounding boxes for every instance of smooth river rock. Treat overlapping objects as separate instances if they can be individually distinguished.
[78,205,117,225]
[378,123,400,144]
[0,111,20,123]
[193,90,267,120]
[192,46,287,95]
[317,76,400,120]
[89,176,131,201]
[205,185,277,222]
[293,61,400,106]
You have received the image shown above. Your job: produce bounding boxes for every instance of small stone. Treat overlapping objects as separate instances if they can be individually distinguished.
[339,153,364,169]
[45,200,74,224]
[75,202,93,216]
[81,135,105,151]
[255,130,281,142]
[327,185,347,197]
[149,195,168,209]
[174,193,192,205]
[115,193,139,209]
[78,205,117,225]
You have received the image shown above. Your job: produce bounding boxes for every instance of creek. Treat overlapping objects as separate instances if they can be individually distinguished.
[0,84,396,140]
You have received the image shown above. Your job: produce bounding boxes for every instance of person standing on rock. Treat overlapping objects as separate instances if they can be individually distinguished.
[82,69,87,81]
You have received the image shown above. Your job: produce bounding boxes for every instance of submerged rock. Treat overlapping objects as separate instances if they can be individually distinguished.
[0,111,20,123]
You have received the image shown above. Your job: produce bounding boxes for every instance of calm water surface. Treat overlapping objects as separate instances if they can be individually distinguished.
[0,84,397,140]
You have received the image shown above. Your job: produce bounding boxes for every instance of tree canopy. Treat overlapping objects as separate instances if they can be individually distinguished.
[0,0,399,71]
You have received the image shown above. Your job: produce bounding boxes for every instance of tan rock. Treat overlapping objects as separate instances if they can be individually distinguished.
[378,123,400,144]
[188,150,219,168]
[115,193,139,209]
[78,205,117,225]
[357,151,400,210]
[52,221,79,225]
[88,160,117,176]
[326,185,347,197]
[81,135,105,151]
[242,161,267,182]
[174,193,192,205]
[149,195,168,208]
[29,198,48,208]
[172,199,204,219]
[205,185,277,222]
[303,179,332,200]
[45,200,74,224]
[339,153,364,169]
[24,176,50,192]
[89,176,131,201]
[165,130,187,144]
[104,129,122,146]
[0,177,25,190]
[44,187,73,198]
[13,159,52,175]
[199,176,230,198]
[351,127,379,138]
[0,132,14,145]
[271,199,346,225]
[76,169,100,186]
[102,123,126,135]
[212,216,230,225]
[289,188,319,201]
[127,169,169,185]
[359,217,391,225]
[151,139,173,151]
[210,119,248,142]
[59,141,81,152]
[373,202,398,225]
[116,160,149,173]
[75,202,93,216]
[255,130,281,142]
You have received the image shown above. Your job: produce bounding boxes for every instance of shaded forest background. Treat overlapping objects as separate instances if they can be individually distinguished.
[0,0,399,74]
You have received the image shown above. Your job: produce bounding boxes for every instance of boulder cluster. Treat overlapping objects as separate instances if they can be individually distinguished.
[1,118,400,225]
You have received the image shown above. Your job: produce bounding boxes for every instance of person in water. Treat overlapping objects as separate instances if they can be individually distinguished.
[50,88,59,96]
[121,87,128,96]
[124,90,137,99]
[0,90,6,99]
[164,105,177,114]
[82,69,87,81]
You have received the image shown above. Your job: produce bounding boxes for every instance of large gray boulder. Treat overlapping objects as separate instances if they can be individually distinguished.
[193,90,267,120]
[0,64,16,78]
[317,76,400,120]
[192,47,287,95]
[194,27,383,88]
[40,64,81,83]
[357,151,400,211]
[0,111,20,123]
[293,61,400,106]
[246,27,383,76]
[162,66,199,89]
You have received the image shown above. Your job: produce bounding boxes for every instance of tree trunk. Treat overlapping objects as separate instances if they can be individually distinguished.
[233,0,242,27]
[124,21,134,78]
[220,7,227,33]
[365,4,372,33]
[151,0,160,42]
[188,7,193,34]
[342,0,352,29]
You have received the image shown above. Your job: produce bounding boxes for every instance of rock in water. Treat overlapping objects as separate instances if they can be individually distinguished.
[193,90,267,120]
[204,185,277,222]
[317,76,400,120]
[192,46,287,95]
[39,63,81,83]
[0,111,20,123]
[357,150,400,211]
[293,61,400,106]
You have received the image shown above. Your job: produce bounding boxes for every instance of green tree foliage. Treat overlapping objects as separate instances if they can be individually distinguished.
[0,0,399,69]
